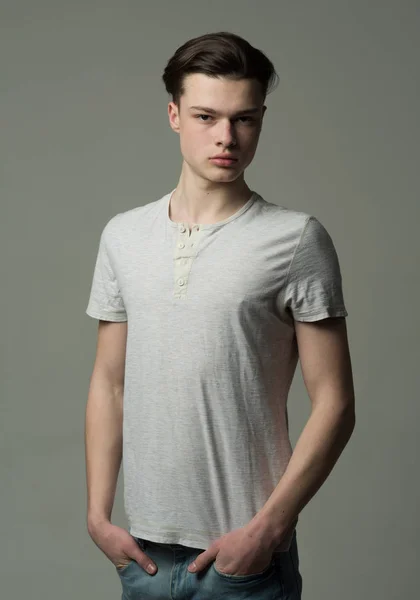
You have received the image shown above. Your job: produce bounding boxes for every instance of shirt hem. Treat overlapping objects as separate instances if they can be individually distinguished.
[294,307,348,322]
[129,526,296,554]
[86,307,128,322]
[129,527,210,551]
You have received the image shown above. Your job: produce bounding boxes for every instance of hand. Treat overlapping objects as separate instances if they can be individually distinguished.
[187,524,273,576]
[88,520,157,575]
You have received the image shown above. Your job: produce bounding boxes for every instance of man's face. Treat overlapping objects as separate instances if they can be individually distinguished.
[168,74,266,183]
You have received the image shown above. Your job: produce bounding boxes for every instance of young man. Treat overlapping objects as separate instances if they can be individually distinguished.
[85,32,355,600]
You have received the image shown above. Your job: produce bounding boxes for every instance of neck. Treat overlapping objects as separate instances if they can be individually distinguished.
[170,163,252,225]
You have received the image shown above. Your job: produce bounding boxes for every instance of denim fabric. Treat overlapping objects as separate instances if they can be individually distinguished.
[116,530,302,599]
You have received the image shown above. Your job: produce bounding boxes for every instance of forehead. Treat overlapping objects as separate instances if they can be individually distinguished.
[182,73,263,110]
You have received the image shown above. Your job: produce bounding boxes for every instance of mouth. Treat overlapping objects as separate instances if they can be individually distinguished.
[209,157,238,166]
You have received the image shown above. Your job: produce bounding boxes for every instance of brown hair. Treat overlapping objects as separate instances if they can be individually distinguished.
[162,31,279,107]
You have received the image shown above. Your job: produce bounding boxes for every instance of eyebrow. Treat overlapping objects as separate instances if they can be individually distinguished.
[189,105,260,116]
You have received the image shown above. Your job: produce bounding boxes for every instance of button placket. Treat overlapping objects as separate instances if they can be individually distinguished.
[173,223,202,298]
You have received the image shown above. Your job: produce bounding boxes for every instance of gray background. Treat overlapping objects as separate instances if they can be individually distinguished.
[2,1,419,598]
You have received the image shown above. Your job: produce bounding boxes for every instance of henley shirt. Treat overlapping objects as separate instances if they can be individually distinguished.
[86,188,348,553]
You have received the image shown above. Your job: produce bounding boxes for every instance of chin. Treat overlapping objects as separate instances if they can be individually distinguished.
[206,165,243,180]
[207,173,240,183]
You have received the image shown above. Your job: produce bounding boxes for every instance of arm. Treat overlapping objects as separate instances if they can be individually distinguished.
[249,316,356,547]
[85,320,127,534]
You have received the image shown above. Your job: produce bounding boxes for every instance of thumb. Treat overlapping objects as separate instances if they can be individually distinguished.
[133,546,157,575]
[188,547,218,573]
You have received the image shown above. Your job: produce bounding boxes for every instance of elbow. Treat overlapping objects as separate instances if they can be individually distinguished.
[343,401,356,437]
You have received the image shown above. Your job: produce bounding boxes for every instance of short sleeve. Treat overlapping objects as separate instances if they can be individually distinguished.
[277,216,348,323]
[85,222,127,322]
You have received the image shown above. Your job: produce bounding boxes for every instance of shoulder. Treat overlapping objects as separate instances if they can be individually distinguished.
[258,196,334,241]
[101,197,163,243]
[255,195,316,237]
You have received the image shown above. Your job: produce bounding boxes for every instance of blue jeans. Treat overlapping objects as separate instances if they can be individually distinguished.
[116,530,302,599]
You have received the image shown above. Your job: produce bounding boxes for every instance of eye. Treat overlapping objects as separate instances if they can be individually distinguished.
[195,114,255,123]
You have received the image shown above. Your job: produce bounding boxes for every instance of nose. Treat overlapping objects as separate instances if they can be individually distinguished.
[216,120,237,148]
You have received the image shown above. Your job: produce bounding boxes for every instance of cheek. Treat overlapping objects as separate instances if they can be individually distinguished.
[180,128,207,158]
[243,131,260,154]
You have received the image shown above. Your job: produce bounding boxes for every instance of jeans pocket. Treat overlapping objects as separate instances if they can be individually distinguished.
[212,557,276,582]
[116,560,135,575]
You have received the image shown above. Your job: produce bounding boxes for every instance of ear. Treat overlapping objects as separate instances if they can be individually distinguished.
[168,102,180,133]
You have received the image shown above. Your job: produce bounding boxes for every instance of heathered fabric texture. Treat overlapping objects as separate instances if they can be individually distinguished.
[86,189,348,553]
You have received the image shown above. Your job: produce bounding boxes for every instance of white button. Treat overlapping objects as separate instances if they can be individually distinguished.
[177,278,185,286]
[179,226,186,233]
[178,242,185,248]
[195,226,200,231]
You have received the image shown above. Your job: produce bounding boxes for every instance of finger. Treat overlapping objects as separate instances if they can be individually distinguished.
[133,548,157,575]
[188,549,217,573]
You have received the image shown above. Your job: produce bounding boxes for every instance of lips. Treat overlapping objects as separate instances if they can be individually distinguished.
[211,156,237,160]
[210,157,237,167]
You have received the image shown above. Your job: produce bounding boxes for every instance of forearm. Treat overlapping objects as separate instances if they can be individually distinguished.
[250,399,355,547]
[85,371,123,533]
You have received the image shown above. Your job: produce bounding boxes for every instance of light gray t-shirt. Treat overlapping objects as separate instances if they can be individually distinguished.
[86,189,348,553]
